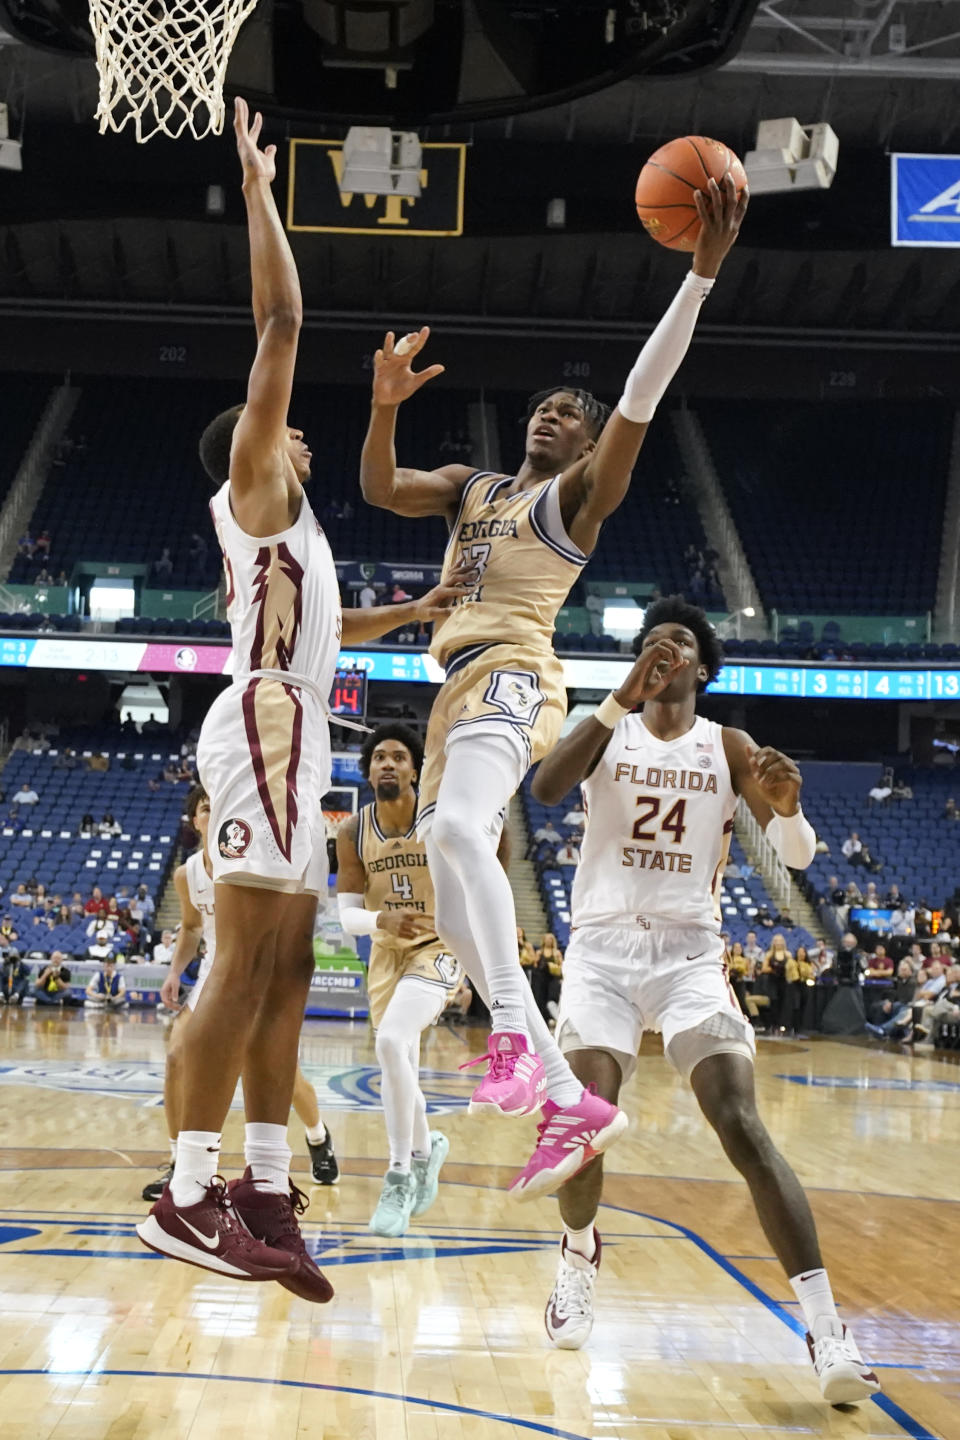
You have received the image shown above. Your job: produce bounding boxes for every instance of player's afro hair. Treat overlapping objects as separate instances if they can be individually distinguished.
[359,723,425,782]
[185,783,209,825]
[199,404,245,485]
[634,594,724,691]
[522,386,610,441]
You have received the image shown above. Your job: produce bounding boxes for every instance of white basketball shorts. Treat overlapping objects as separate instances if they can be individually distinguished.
[197,678,330,895]
[557,921,755,1083]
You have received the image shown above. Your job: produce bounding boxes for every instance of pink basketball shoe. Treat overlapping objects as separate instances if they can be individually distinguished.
[508,1088,629,1201]
[460,1032,546,1117]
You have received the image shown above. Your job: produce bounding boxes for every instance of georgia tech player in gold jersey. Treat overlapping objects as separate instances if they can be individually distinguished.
[360,181,748,1197]
[337,723,507,1237]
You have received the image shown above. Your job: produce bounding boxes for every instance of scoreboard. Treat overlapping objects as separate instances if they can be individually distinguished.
[708,665,960,701]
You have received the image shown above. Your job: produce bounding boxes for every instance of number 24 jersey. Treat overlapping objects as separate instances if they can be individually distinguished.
[572,714,738,933]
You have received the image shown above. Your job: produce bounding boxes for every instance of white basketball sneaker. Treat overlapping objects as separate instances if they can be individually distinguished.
[807,1320,881,1404]
[544,1231,601,1350]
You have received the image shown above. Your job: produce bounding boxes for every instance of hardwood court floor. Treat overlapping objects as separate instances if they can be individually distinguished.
[0,1006,957,1439]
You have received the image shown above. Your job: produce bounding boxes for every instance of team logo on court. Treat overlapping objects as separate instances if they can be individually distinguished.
[218,817,252,859]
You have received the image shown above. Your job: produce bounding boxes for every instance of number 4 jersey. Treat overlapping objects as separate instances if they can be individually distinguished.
[572,714,738,933]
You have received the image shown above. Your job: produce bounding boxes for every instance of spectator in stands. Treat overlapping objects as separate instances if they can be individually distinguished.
[944,797,958,821]
[937,917,959,954]
[809,941,835,977]
[358,580,377,609]
[914,965,960,1042]
[755,904,777,930]
[862,882,880,909]
[86,906,114,940]
[12,782,39,807]
[1,952,30,1006]
[161,761,181,784]
[0,917,18,948]
[35,566,53,585]
[142,713,164,735]
[34,953,79,1007]
[783,945,814,1035]
[842,831,864,865]
[17,532,34,558]
[54,904,70,928]
[55,570,68,587]
[885,882,905,908]
[130,885,155,928]
[68,892,84,919]
[86,957,127,1009]
[86,753,110,773]
[56,748,78,770]
[918,956,946,999]
[84,886,105,916]
[866,959,917,1039]
[827,875,844,904]
[891,776,913,800]
[889,906,913,937]
[555,839,580,867]
[743,930,763,973]
[843,880,863,907]
[99,813,122,838]
[153,929,175,966]
[539,932,564,1020]
[34,530,50,559]
[88,928,116,962]
[562,798,586,830]
[727,941,750,1010]
[78,813,96,837]
[868,774,892,806]
[154,548,173,580]
[9,884,32,910]
[389,582,413,604]
[866,945,894,979]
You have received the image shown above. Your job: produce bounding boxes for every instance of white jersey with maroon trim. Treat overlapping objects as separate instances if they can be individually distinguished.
[185,849,217,981]
[209,480,341,695]
[571,714,737,933]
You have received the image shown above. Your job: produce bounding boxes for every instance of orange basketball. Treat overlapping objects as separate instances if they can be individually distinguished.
[635,135,746,252]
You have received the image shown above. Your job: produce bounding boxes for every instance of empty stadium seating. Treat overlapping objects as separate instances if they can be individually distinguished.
[699,400,952,616]
[1,742,189,957]
[0,376,55,509]
[802,761,960,912]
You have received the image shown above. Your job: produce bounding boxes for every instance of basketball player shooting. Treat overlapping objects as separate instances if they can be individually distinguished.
[360,177,747,1198]
[531,596,880,1406]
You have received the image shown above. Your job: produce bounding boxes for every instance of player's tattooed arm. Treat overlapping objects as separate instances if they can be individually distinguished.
[335,814,366,894]
[723,728,803,824]
[361,328,474,520]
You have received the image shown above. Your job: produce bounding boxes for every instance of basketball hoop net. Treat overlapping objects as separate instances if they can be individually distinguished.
[88,0,260,142]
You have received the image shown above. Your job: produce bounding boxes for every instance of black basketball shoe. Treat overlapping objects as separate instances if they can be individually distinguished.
[307,1131,339,1185]
[142,1162,174,1203]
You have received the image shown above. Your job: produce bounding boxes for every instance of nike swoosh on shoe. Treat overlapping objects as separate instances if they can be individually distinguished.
[181,1218,222,1249]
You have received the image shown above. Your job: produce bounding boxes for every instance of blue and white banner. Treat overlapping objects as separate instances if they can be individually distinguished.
[891,153,960,248]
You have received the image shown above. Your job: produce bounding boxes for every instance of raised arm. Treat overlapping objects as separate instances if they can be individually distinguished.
[560,177,748,555]
[361,328,473,519]
[228,98,302,524]
[532,639,684,804]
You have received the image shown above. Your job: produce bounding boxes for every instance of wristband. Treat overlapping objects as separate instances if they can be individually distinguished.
[594,692,631,729]
[337,892,381,936]
[765,806,816,869]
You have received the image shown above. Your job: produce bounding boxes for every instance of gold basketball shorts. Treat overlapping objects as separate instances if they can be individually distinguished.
[367,938,461,1028]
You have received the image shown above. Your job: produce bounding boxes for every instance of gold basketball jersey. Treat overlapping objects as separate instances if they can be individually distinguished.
[357,802,439,950]
[429,470,587,668]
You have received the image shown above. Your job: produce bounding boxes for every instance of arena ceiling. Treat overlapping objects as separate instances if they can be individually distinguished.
[0,1,958,347]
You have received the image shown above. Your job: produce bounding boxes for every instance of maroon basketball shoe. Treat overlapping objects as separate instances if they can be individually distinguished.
[228,1169,334,1304]
[136,1175,299,1281]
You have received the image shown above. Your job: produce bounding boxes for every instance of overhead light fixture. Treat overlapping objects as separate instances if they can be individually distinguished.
[546,197,566,229]
[744,118,838,195]
[205,184,225,216]
[340,126,422,198]
[0,101,21,172]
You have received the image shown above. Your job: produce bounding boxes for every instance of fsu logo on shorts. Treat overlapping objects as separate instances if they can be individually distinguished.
[218,818,252,859]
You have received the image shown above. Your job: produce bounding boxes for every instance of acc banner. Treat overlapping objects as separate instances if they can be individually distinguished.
[891,153,960,247]
[287,139,465,236]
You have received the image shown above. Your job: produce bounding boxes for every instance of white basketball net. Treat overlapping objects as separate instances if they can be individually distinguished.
[88,0,260,142]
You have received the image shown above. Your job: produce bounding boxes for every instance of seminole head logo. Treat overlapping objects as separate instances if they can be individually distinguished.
[218,818,252,860]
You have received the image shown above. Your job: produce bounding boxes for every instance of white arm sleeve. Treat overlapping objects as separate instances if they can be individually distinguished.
[765,808,816,870]
[617,270,715,424]
[337,892,381,936]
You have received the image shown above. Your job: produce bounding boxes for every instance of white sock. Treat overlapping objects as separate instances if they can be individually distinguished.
[244,1121,291,1195]
[304,1119,326,1145]
[170,1130,220,1207]
[376,981,441,1174]
[564,1223,597,1262]
[430,735,530,1037]
[168,1137,177,1164]
[427,832,583,1108]
[789,1268,840,1337]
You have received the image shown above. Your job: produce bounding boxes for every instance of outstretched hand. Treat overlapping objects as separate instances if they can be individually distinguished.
[372,327,445,407]
[414,558,479,622]
[692,174,748,279]
[613,638,686,710]
[234,96,276,184]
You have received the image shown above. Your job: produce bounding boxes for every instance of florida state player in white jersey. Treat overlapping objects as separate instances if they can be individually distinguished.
[138,98,471,1295]
[532,596,880,1407]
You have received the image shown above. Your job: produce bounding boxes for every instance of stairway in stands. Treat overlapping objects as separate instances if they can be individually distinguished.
[507,796,548,944]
